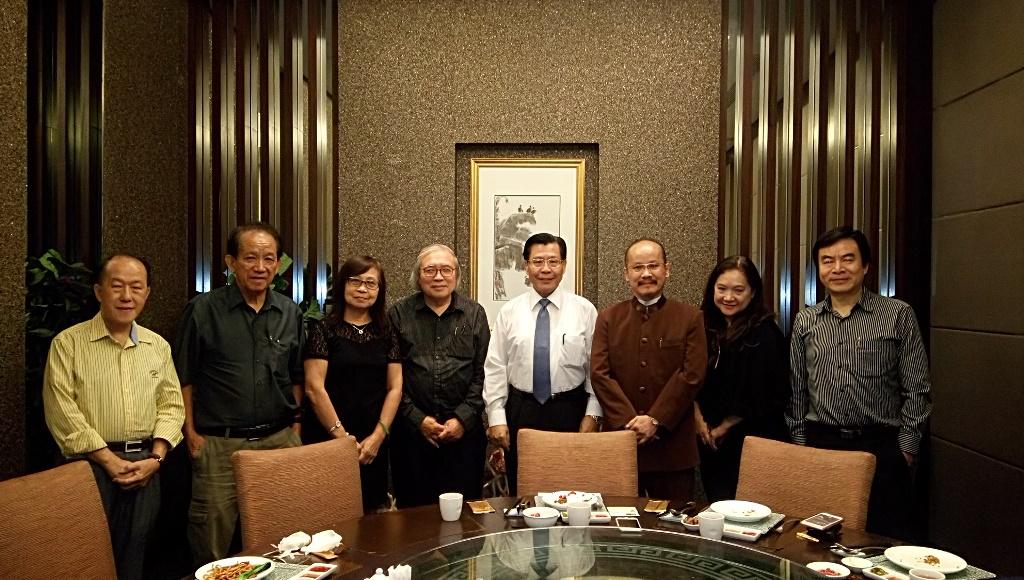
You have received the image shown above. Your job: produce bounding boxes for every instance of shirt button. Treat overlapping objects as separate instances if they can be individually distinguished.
[640,337,648,344]
[639,386,647,393]
[640,361,647,368]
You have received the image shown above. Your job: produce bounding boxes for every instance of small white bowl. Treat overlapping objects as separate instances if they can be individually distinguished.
[841,557,873,572]
[806,561,851,578]
[523,506,561,528]
[909,569,945,580]
[679,514,701,531]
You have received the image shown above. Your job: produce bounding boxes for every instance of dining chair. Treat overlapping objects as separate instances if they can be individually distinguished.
[516,428,638,496]
[232,436,363,550]
[734,436,877,530]
[0,460,117,578]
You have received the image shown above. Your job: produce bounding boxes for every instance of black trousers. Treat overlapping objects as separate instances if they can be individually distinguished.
[88,452,162,580]
[392,422,487,508]
[505,385,588,496]
[806,422,914,539]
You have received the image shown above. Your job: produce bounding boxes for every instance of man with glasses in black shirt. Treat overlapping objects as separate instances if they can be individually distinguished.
[389,244,490,507]
[788,226,932,539]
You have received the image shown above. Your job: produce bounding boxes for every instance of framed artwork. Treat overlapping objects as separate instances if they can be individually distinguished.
[470,158,585,323]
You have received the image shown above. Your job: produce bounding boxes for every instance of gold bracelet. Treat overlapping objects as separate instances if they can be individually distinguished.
[378,420,390,437]
[328,420,342,434]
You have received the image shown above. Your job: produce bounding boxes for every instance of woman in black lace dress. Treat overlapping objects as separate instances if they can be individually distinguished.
[695,256,790,502]
[303,256,402,512]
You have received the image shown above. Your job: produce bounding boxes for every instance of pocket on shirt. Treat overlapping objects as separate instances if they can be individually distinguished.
[560,335,587,366]
[856,338,898,377]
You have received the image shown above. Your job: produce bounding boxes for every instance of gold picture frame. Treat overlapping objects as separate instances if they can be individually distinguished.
[470,158,585,323]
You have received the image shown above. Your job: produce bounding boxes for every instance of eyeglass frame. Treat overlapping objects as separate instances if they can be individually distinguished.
[527,257,565,269]
[420,265,457,279]
[345,276,379,290]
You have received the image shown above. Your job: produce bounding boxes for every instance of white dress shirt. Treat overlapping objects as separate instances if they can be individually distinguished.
[483,286,603,426]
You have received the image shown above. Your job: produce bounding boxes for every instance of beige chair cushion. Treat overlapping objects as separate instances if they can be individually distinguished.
[0,460,117,579]
[735,436,877,530]
[516,428,638,497]
[233,437,363,550]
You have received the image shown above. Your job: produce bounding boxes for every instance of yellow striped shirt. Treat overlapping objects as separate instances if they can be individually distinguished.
[43,313,185,456]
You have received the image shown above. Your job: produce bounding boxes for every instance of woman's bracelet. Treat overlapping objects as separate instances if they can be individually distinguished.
[378,420,390,437]
[328,420,343,434]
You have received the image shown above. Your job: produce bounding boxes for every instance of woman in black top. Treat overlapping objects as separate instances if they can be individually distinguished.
[303,256,403,512]
[695,256,789,502]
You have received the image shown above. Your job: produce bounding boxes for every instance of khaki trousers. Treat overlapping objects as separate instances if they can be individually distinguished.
[188,427,300,565]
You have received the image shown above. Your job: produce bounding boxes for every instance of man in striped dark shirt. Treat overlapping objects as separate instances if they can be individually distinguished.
[788,227,932,539]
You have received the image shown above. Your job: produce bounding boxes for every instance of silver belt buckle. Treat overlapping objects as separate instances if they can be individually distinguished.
[124,440,144,453]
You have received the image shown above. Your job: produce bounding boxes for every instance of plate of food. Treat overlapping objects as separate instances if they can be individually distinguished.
[195,556,274,580]
[883,546,967,574]
[540,491,598,508]
[708,500,771,522]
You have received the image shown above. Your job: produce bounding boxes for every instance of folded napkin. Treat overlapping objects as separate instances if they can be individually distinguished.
[301,530,343,554]
[277,531,312,555]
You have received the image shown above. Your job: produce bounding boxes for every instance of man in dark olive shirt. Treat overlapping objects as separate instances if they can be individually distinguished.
[174,222,305,564]
[388,243,490,507]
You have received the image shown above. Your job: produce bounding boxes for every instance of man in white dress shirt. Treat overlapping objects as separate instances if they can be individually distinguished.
[483,233,603,494]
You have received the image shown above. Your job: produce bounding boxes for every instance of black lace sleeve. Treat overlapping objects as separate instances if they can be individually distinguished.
[303,319,330,360]
[386,326,402,362]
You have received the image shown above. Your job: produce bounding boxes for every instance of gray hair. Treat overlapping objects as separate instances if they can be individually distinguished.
[409,243,461,290]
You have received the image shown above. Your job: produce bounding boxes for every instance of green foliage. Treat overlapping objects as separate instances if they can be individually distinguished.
[26,249,96,363]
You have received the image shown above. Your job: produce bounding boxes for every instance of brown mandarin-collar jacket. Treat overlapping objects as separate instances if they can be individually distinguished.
[591,297,707,472]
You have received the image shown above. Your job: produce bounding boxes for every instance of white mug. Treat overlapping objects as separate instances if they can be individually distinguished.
[439,492,464,522]
[566,502,591,526]
[697,511,725,540]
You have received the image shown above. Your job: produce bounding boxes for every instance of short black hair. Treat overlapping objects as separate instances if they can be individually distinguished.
[522,233,567,261]
[227,222,282,258]
[624,238,668,265]
[812,226,872,267]
[95,254,153,287]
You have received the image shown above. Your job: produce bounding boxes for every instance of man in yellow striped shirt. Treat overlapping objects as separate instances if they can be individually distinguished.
[43,254,185,580]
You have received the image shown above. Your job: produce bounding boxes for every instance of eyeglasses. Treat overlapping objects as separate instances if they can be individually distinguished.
[628,263,664,274]
[528,258,564,269]
[421,266,456,279]
[346,277,379,290]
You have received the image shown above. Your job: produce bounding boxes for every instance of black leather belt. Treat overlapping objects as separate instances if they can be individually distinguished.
[509,384,586,402]
[196,420,291,440]
[107,439,153,453]
[807,421,897,440]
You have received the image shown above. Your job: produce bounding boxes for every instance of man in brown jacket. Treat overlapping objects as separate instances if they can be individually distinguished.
[591,238,707,500]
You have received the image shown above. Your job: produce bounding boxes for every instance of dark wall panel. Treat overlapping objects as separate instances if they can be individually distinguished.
[102,1,189,339]
[0,0,27,479]
[930,328,1024,467]
[931,205,1024,334]
[932,0,1024,107]
[933,72,1024,217]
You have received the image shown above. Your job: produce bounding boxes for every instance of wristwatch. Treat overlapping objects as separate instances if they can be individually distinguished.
[148,452,164,464]
[329,420,343,434]
[649,417,660,428]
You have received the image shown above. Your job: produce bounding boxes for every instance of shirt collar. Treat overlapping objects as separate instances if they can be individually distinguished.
[227,282,280,313]
[529,285,564,310]
[87,312,145,346]
[820,287,876,315]
[413,291,465,314]
[634,294,663,307]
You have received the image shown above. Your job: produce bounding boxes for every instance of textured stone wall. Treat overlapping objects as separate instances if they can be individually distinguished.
[0,0,27,479]
[337,0,720,309]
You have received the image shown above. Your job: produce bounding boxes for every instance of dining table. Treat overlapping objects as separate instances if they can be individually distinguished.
[239,496,903,579]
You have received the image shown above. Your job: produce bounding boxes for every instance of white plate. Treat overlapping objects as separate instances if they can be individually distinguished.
[195,556,274,580]
[540,491,597,508]
[708,500,772,522]
[884,546,967,574]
